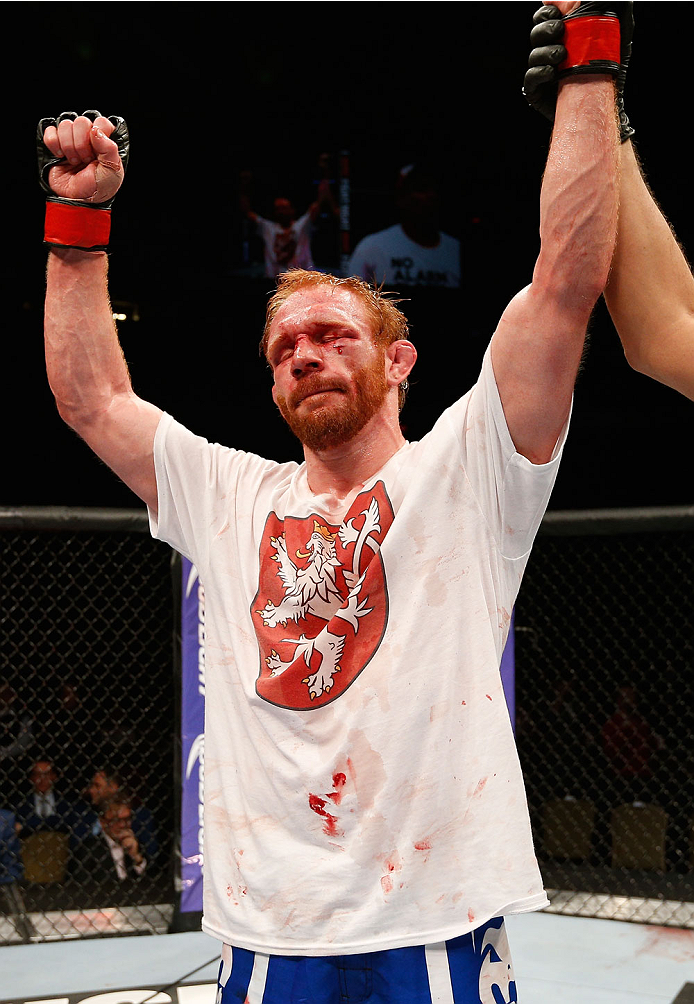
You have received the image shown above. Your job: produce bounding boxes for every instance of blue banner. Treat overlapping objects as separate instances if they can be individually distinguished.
[500,612,515,733]
[180,557,205,912]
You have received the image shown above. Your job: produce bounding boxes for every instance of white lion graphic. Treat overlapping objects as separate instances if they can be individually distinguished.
[256,499,381,699]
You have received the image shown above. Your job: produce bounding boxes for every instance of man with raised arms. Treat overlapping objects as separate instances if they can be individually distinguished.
[40,4,622,1000]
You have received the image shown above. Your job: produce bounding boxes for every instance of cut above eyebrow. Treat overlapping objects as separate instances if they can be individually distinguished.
[267,324,357,355]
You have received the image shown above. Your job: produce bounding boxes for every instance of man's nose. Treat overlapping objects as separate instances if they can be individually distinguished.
[292,337,323,376]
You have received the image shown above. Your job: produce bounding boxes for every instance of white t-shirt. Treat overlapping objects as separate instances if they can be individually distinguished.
[149,347,565,956]
[349,224,460,288]
[257,212,314,277]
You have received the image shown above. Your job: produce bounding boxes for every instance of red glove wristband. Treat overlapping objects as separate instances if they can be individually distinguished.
[44,200,111,251]
[558,15,621,77]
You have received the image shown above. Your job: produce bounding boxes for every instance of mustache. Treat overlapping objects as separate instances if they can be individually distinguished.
[288,376,348,408]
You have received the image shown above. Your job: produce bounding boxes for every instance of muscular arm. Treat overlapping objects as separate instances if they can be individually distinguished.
[45,249,161,512]
[604,140,694,400]
[491,72,619,463]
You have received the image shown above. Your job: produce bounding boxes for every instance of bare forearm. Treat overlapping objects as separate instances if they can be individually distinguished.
[45,249,133,425]
[534,76,619,317]
[491,73,619,464]
[604,142,694,399]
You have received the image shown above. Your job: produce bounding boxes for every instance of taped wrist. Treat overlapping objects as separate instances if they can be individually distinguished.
[558,12,621,78]
[44,198,111,252]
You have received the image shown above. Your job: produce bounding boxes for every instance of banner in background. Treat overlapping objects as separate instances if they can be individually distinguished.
[180,557,205,913]
[500,612,515,732]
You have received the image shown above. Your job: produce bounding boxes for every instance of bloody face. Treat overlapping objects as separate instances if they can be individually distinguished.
[267,287,390,452]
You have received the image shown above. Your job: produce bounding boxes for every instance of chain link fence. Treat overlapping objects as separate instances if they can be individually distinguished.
[517,507,694,928]
[1,506,693,944]
[0,508,176,942]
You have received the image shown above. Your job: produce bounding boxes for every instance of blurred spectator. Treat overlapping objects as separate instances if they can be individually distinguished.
[85,767,158,863]
[349,163,460,288]
[0,684,34,761]
[0,808,33,940]
[601,684,662,803]
[0,808,23,885]
[239,155,339,277]
[38,682,95,790]
[0,684,34,799]
[14,757,86,842]
[74,796,148,882]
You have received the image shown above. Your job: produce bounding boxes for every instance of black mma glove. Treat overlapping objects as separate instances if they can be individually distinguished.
[37,110,130,251]
[523,4,635,143]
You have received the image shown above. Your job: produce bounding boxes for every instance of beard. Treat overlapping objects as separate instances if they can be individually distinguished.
[275,356,389,451]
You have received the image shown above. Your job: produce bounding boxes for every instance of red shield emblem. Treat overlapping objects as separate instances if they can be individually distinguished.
[252,482,393,710]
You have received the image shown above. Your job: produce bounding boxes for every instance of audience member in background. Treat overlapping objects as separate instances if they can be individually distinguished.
[601,684,662,804]
[0,684,34,800]
[0,807,33,940]
[0,807,23,886]
[349,163,460,289]
[85,767,157,863]
[31,681,95,791]
[74,795,148,882]
[239,156,339,278]
[14,757,84,842]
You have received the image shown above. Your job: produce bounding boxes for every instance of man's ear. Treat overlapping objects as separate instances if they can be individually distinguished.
[386,340,417,388]
[271,383,278,405]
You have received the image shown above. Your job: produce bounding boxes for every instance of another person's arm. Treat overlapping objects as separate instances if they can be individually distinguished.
[523,4,694,401]
[491,3,620,463]
[239,169,258,223]
[308,153,340,223]
[604,140,694,400]
[42,115,162,513]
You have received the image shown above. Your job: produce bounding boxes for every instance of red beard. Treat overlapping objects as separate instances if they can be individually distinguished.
[276,355,389,451]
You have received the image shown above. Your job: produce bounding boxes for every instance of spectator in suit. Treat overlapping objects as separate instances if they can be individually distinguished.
[85,767,157,863]
[75,796,148,882]
[14,758,85,842]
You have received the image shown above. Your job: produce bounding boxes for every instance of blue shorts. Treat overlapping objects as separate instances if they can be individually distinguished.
[215,916,517,1003]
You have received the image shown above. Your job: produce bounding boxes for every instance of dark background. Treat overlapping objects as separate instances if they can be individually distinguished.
[4,2,693,510]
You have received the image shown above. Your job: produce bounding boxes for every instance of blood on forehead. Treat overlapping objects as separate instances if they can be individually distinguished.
[266,291,378,357]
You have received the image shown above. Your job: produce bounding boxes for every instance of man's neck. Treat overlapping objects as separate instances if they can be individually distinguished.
[303,410,406,499]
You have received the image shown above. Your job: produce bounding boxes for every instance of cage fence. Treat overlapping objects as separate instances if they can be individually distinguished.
[0,505,693,944]
[516,507,694,928]
[0,508,175,942]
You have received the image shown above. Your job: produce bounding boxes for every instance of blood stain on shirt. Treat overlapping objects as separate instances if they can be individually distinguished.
[486,694,493,701]
[327,772,347,805]
[380,850,403,897]
[468,908,475,923]
[473,777,488,797]
[308,793,341,837]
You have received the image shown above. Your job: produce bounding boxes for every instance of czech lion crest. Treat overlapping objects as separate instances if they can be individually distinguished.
[252,482,393,710]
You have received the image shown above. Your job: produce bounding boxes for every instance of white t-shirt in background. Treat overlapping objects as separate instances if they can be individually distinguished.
[257,212,314,277]
[349,223,460,288]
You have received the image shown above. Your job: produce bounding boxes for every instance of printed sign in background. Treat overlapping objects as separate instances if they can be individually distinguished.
[180,558,206,913]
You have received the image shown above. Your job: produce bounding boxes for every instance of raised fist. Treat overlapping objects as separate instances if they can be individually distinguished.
[38,110,129,206]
